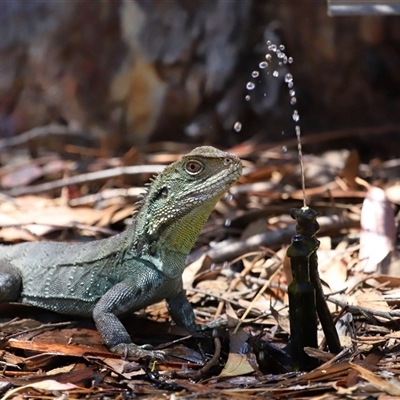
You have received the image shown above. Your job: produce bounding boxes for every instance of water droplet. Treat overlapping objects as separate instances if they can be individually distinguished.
[224,219,231,227]
[282,146,287,152]
[273,71,279,77]
[226,193,233,202]
[295,125,301,138]
[288,82,294,89]
[266,40,271,45]
[259,61,268,69]
[284,73,293,83]
[246,82,255,90]
[265,54,272,60]
[252,70,259,78]
[233,121,242,132]
[282,131,285,135]
[277,51,285,59]
[279,44,285,50]
[292,110,300,122]
[278,62,282,66]
[268,44,277,52]
[245,94,250,101]
[289,89,295,96]
[290,97,297,105]
[288,57,293,64]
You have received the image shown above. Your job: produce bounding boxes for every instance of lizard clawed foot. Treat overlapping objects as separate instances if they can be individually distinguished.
[111,343,166,362]
[196,317,227,331]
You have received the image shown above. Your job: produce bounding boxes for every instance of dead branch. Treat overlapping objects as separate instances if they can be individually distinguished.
[0,124,91,150]
[3,165,165,197]
[327,296,400,320]
[207,214,360,263]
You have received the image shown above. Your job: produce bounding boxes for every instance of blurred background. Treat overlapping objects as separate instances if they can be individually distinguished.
[0,0,399,159]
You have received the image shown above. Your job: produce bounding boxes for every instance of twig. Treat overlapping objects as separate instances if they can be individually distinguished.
[3,165,165,197]
[219,269,288,292]
[1,321,74,349]
[188,288,264,315]
[0,222,118,236]
[68,187,145,206]
[215,251,267,318]
[0,124,91,150]
[0,193,21,206]
[207,214,360,263]
[172,337,221,380]
[326,296,400,320]
[233,264,282,334]
[155,334,194,350]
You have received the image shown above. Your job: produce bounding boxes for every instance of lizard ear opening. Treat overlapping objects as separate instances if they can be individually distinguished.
[152,186,169,202]
[159,187,168,199]
[185,160,204,175]
[161,187,168,198]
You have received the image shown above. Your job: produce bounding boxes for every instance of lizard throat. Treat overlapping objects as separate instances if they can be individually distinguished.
[160,204,214,254]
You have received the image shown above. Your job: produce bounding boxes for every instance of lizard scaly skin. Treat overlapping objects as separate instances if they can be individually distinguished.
[0,146,242,360]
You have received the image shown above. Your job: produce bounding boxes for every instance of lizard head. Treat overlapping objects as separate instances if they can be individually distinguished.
[134,146,242,256]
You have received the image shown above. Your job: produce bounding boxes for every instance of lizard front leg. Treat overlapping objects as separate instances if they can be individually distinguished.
[167,291,227,332]
[93,279,164,361]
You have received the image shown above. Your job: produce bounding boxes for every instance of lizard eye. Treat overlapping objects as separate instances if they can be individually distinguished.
[185,160,203,175]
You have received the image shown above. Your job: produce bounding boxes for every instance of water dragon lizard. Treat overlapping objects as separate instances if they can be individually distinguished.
[0,146,242,360]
